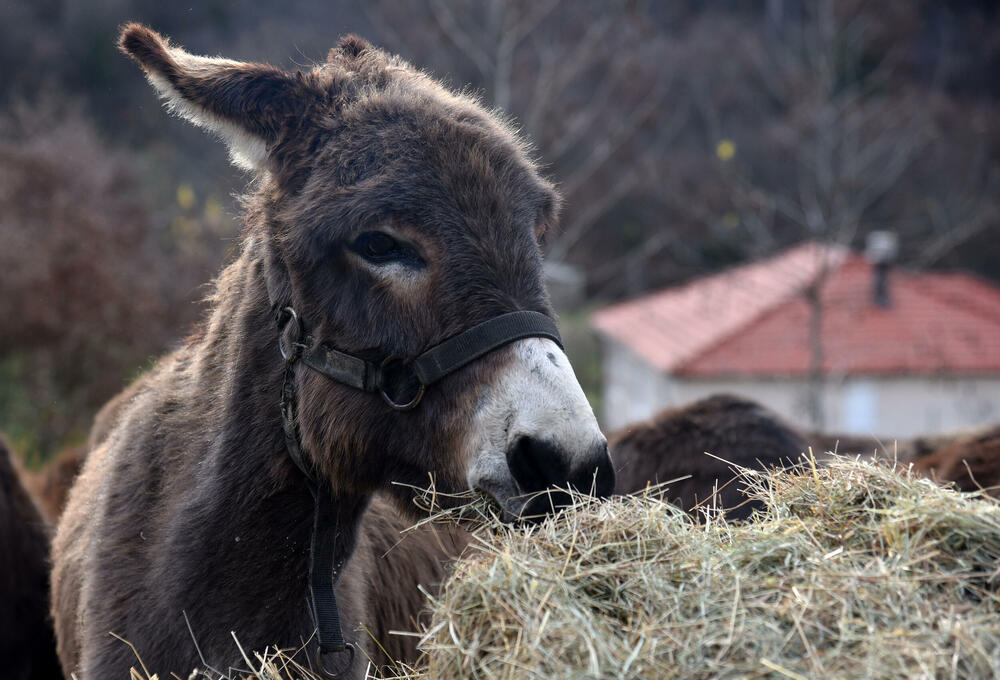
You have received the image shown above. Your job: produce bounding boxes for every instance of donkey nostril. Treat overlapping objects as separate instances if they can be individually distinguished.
[507,437,616,521]
[506,436,570,495]
[507,437,615,499]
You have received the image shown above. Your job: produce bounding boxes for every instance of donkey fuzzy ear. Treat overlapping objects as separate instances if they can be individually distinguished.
[118,24,315,170]
[326,34,371,63]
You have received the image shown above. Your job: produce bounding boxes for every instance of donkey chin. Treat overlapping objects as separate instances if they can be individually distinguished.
[465,336,615,522]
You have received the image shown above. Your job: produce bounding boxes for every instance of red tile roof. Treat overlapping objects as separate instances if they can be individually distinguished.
[590,242,1000,377]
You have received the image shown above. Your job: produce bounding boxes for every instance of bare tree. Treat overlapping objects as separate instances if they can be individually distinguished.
[0,103,213,458]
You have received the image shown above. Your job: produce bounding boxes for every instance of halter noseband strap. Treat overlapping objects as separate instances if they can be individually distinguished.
[281,309,562,410]
[276,307,562,678]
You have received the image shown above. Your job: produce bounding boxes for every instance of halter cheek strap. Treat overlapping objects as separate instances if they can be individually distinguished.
[276,307,562,678]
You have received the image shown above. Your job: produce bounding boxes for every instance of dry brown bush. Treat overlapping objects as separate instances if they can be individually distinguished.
[0,102,216,459]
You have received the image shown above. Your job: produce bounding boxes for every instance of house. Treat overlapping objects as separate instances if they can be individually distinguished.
[590,241,1000,437]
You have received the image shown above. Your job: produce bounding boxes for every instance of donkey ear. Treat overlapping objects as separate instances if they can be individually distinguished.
[536,184,563,239]
[118,24,316,170]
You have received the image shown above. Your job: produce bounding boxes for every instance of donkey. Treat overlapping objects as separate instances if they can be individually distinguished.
[610,394,808,519]
[0,435,63,680]
[52,25,613,680]
[913,425,1000,497]
[21,443,84,525]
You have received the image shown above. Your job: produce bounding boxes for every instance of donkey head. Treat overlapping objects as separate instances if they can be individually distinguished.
[119,25,613,521]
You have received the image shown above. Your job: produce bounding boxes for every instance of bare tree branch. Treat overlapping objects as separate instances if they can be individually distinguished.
[547,166,643,262]
[427,0,494,79]
[559,74,671,199]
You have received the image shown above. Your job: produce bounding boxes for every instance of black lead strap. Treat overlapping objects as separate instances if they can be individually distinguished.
[276,306,562,678]
[279,320,356,678]
[308,489,356,678]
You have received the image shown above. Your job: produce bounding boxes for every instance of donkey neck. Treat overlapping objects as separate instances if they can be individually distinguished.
[190,232,290,485]
[176,228,371,619]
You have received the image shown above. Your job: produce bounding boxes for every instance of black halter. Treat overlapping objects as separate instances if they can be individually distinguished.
[281,308,562,410]
[276,307,561,678]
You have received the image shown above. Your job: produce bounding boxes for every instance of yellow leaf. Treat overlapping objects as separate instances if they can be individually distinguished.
[176,183,196,210]
[204,195,223,223]
[716,139,736,162]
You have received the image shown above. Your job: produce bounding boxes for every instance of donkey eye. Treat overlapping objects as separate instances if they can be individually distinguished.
[362,232,396,257]
[350,231,424,267]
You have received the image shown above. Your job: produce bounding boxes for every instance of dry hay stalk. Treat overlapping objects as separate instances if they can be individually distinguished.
[380,457,1000,679]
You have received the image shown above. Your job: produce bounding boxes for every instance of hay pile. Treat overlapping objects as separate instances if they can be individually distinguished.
[388,458,1000,679]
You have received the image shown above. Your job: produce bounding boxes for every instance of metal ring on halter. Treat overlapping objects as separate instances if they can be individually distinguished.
[379,356,425,411]
[315,643,356,679]
[278,306,301,361]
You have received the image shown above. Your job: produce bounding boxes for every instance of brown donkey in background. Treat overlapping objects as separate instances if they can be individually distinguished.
[913,425,1000,496]
[0,435,62,680]
[52,25,613,680]
[610,394,809,519]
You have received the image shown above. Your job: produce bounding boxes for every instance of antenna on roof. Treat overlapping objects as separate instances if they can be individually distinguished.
[865,231,898,308]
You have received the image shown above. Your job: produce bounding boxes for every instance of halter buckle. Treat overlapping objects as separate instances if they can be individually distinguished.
[278,306,303,361]
[315,642,355,679]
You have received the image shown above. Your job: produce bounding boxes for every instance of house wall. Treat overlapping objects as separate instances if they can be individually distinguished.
[600,339,1000,438]
[601,338,677,429]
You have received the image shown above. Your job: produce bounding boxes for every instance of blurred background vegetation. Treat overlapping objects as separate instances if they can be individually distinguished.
[1,0,997,463]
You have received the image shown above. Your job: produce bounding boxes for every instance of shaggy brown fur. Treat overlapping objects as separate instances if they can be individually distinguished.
[42,434,468,667]
[52,24,610,680]
[21,372,157,525]
[908,433,966,461]
[610,394,809,519]
[0,435,63,680]
[36,375,468,667]
[26,374,152,524]
[361,502,470,665]
[22,444,84,525]
[912,425,1000,496]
